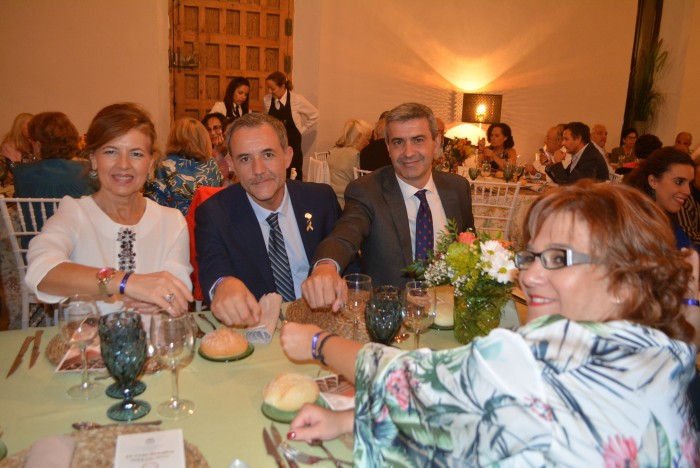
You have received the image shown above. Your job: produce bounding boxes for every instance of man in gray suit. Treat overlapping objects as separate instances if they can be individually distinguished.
[302,102,474,311]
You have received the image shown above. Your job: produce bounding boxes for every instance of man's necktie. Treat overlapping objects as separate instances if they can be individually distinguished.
[266,212,296,302]
[233,105,240,118]
[414,190,434,260]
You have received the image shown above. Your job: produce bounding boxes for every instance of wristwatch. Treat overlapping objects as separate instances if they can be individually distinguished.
[97,267,116,297]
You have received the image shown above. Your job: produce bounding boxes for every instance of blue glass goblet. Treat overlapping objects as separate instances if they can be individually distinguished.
[365,286,404,345]
[99,311,150,421]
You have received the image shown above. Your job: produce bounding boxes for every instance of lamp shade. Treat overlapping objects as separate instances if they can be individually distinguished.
[461,94,502,124]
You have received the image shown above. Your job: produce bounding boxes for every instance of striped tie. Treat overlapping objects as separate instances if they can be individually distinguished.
[414,190,434,260]
[266,212,296,302]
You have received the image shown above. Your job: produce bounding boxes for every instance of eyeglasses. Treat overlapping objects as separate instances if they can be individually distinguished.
[514,248,591,271]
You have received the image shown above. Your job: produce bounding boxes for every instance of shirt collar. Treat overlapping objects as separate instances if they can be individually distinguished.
[395,173,438,201]
[572,143,588,161]
[248,184,291,223]
[278,90,289,106]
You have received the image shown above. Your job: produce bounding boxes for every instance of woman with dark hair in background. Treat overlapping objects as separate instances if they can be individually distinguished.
[211,76,251,120]
[264,71,319,180]
[201,112,234,185]
[13,112,96,199]
[478,122,518,171]
[610,127,638,166]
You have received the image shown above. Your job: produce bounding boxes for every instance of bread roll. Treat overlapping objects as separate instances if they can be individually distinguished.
[263,372,320,412]
[200,328,249,358]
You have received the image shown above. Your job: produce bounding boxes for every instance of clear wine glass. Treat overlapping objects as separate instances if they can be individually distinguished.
[150,311,196,419]
[99,310,150,421]
[342,273,372,341]
[403,281,436,349]
[481,162,492,179]
[58,294,103,400]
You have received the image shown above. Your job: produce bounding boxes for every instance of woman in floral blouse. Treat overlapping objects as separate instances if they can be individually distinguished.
[281,181,699,466]
[145,117,223,215]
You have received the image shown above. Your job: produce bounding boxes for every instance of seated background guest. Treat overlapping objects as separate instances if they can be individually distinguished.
[202,112,233,185]
[210,76,250,120]
[327,119,372,207]
[616,133,662,175]
[610,127,637,165]
[675,132,693,155]
[195,113,344,327]
[589,123,609,160]
[546,121,609,184]
[26,103,193,314]
[144,117,223,215]
[13,112,97,199]
[525,125,569,182]
[281,181,699,466]
[678,154,700,249]
[478,122,518,171]
[0,112,33,164]
[624,147,697,252]
[359,111,391,171]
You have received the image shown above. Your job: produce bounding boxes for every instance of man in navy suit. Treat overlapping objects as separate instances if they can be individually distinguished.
[195,113,343,326]
[546,122,609,184]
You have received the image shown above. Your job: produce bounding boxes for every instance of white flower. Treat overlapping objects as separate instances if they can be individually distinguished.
[480,240,515,283]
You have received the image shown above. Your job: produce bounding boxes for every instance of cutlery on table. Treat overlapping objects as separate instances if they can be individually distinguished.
[198,313,217,331]
[310,439,346,467]
[270,424,298,468]
[6,336,34,378]
[29,330,44,368]
[72,420,162,431]
[263,428,287,468]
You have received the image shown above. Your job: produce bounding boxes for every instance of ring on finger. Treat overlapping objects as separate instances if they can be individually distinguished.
[164,292,175,303]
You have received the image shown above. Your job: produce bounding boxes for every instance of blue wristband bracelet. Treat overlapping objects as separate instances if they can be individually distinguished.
[119,272,132,295]
[683,298,700,307]
[311,332,323,360]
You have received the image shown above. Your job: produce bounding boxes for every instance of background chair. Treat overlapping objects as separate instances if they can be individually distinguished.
[307,151,330,184]
[609,172,624,183]
[353,167,372,179]
[470,181,521,241]
[0,196,61,328]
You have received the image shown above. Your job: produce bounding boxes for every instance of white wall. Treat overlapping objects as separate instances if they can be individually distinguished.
[0,0,170,145]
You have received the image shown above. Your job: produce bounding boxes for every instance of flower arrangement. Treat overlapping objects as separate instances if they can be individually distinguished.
[444,137,474,168]
[407,220,516,343]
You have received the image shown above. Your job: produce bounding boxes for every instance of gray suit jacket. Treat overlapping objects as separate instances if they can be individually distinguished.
[312,166,474,288]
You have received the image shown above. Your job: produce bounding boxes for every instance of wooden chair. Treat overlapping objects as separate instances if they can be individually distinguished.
[0,196,62,328]
[307,151,331,184]
[353,167,372,179]
[470,182,521,241]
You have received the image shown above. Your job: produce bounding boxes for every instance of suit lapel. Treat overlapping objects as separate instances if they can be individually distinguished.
[287,181,314,262]
[434,171,460,225]
[381,170,414,267]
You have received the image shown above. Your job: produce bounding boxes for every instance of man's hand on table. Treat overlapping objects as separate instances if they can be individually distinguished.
[301,263,347,312]
[210,277,261,326]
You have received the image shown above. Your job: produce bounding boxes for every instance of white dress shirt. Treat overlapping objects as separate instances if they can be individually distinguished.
[263,91,320,135]
[567,144,588,173]
[395,174,448,259]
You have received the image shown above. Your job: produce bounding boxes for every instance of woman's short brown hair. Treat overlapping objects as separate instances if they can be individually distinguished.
[85,103,158,159]
[165,118,212,161]
[523,180,694,342]
[27,112,79,160]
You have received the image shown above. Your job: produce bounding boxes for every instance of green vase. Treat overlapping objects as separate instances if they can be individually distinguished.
[454,293,509,344]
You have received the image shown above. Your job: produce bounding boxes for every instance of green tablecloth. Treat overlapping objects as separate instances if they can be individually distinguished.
[0,312,464,467]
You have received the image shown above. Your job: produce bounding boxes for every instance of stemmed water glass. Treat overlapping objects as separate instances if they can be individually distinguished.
[150,311,196,419]
[503,163,516,182]
[403,281,436,349]
[58,294,103,400]
[468,167,481,181]
[365,286,404,345]
[481,161,492,179]
[99,310,150,421]
[342,273,372,341]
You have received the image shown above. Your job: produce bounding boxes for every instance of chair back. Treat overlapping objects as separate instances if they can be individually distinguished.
[470,182,521,241]
[307,152,330,184]
[609,172,623,183]
[0,196,62,328]
[353,167,372,179]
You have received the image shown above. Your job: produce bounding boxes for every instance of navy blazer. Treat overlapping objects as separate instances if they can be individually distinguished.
[547,143,609,184]
[195,180,343,302]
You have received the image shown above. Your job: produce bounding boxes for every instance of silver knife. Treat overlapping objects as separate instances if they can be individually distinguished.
[263,428,287,468]
[29,330,44,368]
[270,424,298,468]
[7,336,34,377]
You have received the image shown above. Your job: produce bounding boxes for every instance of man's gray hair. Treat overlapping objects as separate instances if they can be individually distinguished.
[225,113,288,153]
[385,103,438,142]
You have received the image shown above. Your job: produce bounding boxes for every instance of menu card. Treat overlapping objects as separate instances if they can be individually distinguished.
[316,374,355,411]
[114,429,185,468]
[55,342,106,373]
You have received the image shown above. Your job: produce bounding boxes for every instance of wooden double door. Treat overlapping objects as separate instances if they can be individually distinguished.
[169,0,294,120]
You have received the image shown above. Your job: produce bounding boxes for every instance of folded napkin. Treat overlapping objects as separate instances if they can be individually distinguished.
[245,293,282,344]
[525,183,546,193]
[25,435,75,468]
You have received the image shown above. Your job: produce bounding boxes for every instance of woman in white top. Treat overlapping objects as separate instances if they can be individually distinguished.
[210,76,250,120]
[26,103,193,314]
[327,119,372,207]
[264,71,319,181]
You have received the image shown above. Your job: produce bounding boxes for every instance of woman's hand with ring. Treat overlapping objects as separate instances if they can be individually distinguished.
[121,271,193,315]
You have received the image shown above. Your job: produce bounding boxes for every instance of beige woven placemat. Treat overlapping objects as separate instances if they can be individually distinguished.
[286,299,370,342]
[0,425,208,467]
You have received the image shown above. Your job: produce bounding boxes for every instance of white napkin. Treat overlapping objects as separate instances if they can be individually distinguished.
[525,183,546,193]
[25,435,75,468]
[245,293,282,344]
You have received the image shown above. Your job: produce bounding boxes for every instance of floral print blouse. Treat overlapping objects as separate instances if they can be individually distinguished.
[144,155,223,215]
[354,315,699,467]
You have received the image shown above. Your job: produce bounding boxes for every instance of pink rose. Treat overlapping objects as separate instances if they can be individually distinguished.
[458,232,477,245]
[385,370,412,411]
[602,435,638,468]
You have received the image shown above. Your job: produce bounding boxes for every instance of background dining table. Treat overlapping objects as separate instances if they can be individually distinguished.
[0,304,527,467]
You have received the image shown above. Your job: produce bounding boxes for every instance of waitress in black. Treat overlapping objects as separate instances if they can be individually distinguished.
[264,71,320,180]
